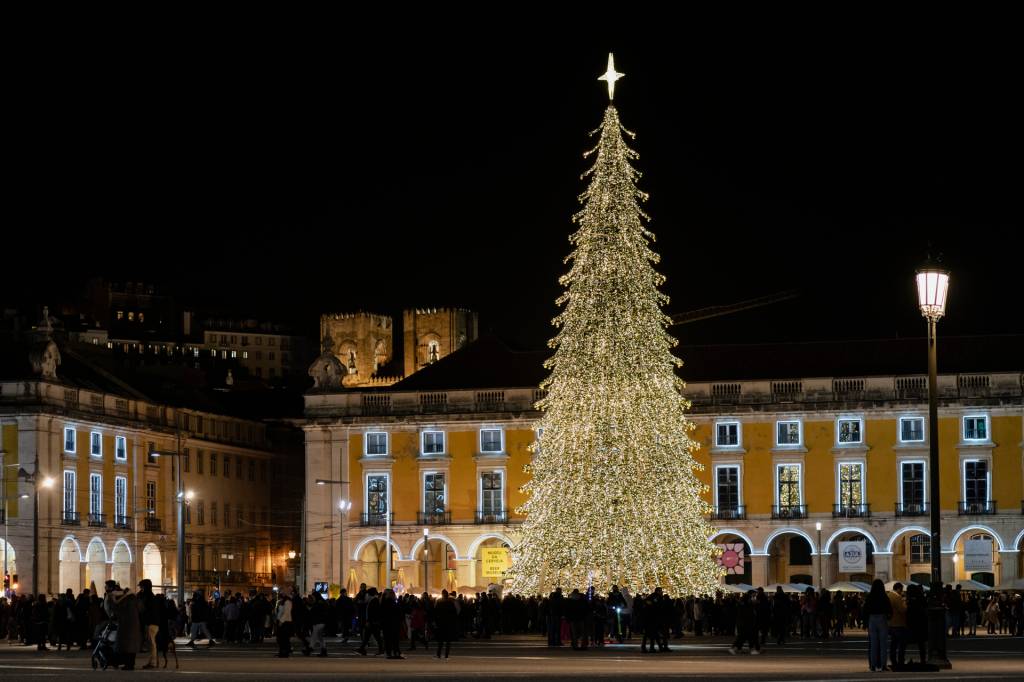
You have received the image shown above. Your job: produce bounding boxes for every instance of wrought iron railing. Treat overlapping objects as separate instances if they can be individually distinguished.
[418,511,451,526]
[360,512,393,526]
[711,505,746,521]
[895,503,928,517]
[144,516,162,532]
[475,510,508,524]
[114,515,132,530]
[88,513,107,527]
[958,500,997,515]
[771,504,807,520]
[833,503,871,519]
[61,511,81,526]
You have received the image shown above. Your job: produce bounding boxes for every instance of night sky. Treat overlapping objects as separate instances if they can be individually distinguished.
[8,33,1021,350]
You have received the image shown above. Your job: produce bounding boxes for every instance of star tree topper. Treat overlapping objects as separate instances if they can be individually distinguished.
[598,52,624,100]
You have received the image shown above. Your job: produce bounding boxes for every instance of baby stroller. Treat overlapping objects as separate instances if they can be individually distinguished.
[91,622,121,670]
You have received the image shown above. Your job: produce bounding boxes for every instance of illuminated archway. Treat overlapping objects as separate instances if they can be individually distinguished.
[111,540,132,587]
[59,536,83,594]
[143,543,163,589]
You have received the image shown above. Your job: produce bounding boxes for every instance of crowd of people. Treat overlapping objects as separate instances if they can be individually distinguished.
[0,578,1021,670]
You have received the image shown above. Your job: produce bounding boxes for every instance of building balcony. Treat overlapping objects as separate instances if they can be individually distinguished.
[88,513,107,527]
[61,511,81,526]
[958,501,997,515]
[711,505,746,521]
[895,502,929,518]
[114,515,133,530]
[418,511,451,526]
[360,512,393,527]
[144,516,162,532]
[475,510,508,524]
[833,503,871,519]
[186,570,272,586]
[771,504,807,520]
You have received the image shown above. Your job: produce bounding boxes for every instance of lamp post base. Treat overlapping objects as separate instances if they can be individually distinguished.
[927,584,951,669]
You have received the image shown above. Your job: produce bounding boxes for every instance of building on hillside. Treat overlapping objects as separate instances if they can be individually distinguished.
[1,309,300,598]
[318,308,478,388]
[303,334,1024,594]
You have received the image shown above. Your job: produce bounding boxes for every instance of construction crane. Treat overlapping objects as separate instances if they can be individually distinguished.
[669,290,799,327]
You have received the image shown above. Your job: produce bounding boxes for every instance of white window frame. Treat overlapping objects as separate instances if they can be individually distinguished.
[479,428,505,454]
[89,473,102,516]
[774,462,803,507]
[115,475,127,521]
[715,421,742,448]
[63,469,76,514]
[961,457,991,505]
[421,430,446,456]
[897,459,928,507]
[713,463,743,510]
[962,414,989,442]
[835,460,866,506]
[899,416,926,443]
[422,470,448,514]
[836,417,864,445]
[90,431,103,457]
[64,426,77,454]
[364,472,391,517]
[776,420,802,447]
[478,468,506,515]
[364,431,389,457]
[115,435,127,461]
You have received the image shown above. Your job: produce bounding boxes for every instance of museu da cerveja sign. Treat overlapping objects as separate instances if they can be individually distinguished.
[838,541,867,573]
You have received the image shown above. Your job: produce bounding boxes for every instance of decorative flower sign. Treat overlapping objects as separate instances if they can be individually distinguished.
[717,543,746,574]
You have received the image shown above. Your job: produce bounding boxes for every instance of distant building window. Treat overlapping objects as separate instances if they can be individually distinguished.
[183,447,191,473]
[255,368,263,377]
[268,352,276,361]
[211,502,218,526]
[220,335,227,344]
[256,337,263,345]
[715,421,740,447]
[963,415,988,441]
[269,368,276,377]
[207,333,216,343]
[900,417,925,443]
[116,311,124,320]
[223,455,230,477]
[910,534,931,563]
[365,432,388,456]
[64,427,76,454]
[837,418,863,444]
[192,347,200,357]
[90,431,103,457]
[231,350,237,358]
[115,436,127,461]
[197,500,205,525]
[268,338,276,347]
[230,335,236,344]
[224,503,231,528]
[127,312,135,321]
[480,429,503,453]
[138,312,145,323]
[255,351,262,360]
[146,480,156,514]
[221,350,227,359]
[421,431,445,455]
[210,452,217,477]
[236,457,243,478]
[248,460,255,481]
[210,349,217,357]
[776,420,801,446]
[147,442,157,464]
[242,351,248,359]
[260,461,267,482]
[197,450,204,475]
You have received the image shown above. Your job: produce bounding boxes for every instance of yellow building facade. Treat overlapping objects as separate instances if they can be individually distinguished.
[1,379,286,597]
[304,364,1023,594]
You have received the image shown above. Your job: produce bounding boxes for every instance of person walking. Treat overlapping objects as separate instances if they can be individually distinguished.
[729,591,760,655]
[863,579,892,672]
[772,586,791,645]
[31,594,50,651]
[356,588,383,656]
[105,582,141,671]
[186,590,216,647]
[274,593,293,658]
[307,592,328,657]
[138,580,160,669]
[887,583,908,670]
[381,589,404,659]
[434,589,457,660]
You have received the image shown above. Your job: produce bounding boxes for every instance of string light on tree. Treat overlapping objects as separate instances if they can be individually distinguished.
[509,54,722,597]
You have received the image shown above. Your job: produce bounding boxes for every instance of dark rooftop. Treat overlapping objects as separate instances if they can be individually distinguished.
[389,333,1024,392]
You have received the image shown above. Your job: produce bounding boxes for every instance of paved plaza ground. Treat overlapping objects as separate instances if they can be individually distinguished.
[0,632,1021,680]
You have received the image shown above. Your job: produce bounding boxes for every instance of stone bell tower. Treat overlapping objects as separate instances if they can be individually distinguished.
[402,307,478,377]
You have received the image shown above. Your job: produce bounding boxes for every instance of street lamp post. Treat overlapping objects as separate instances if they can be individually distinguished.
[916,265,951,669]
[422,527,430,593]
[815,522,823,588]
[153,449,187,603]
[6,466,54,596]
[315,479,350,592]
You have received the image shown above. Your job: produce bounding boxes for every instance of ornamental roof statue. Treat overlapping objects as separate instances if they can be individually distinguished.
[28,306,61,381]
[308,333,344,391]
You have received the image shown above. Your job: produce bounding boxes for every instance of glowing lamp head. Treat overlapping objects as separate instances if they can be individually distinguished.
[40,476,55,489]
[288,550,296,560]
[815,522,822,532]
[423,527,430,538]
[915,267,950,321]
[185,490,195,500]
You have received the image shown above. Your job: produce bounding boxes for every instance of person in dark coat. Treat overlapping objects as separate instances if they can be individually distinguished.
[755,587,771,646]
[380,589,404,659]
[773,586,791,645]
[356,588,383,656]
[338,589,355,643]
[434,590,457,659]
[905,584,928,664]
[863,579,892,672]
[729,591,760,655]
[106,584,141,670]
[31,594,50,651]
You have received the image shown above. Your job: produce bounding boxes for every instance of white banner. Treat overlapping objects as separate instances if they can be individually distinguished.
[838,541,867,573]
[963,539,993,572]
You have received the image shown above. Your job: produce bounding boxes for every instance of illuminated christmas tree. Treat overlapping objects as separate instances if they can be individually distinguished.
[509,55,722,596]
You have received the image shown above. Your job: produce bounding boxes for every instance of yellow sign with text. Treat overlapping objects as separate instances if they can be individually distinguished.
[481,548,511,578]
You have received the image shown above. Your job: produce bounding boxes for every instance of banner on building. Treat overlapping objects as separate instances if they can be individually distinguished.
[717,543,746,574]
[481,548,511,578]
[838,541,867,573]
[964,539,993,572]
